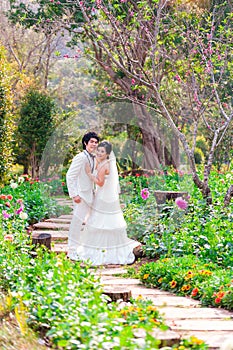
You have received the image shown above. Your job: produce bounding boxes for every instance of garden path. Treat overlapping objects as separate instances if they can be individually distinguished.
[32,197,233,350]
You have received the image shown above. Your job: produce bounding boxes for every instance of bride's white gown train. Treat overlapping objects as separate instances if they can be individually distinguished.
[75,171,139,265]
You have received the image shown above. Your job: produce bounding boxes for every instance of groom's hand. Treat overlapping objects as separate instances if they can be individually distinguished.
[73,195,81,203]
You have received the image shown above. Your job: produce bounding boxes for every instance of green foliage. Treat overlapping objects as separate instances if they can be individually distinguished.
[139,255,233,311]
[17,89,55,178]
[120,167,233,268]
[0,45,15,184]
[194,147,205,164]
[0,230,180,350]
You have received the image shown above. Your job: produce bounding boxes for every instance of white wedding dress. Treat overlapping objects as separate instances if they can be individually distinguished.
[75,153,139,265]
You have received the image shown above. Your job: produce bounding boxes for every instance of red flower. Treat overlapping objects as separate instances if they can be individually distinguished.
[61,182,65,186]
[215,297,221,304]
[0,194,7,200]
[191,287,199,297]
[7,195,13,200]
[135,173,141,177]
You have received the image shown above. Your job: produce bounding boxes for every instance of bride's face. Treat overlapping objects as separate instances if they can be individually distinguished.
[96,146,108,162]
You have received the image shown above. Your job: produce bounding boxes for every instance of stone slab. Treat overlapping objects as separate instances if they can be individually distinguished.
[140,295,200,308]
[51,243,68,253]
[158,306,233,320]
[59,215,73,219]
[177,331,233,349]
[95,267,128,276]
[100,277,142,286]
[45,218,71,223]
[167,319,233,331]
[33,222,70,230]
[151,329,180,346]
[32,230,68,241]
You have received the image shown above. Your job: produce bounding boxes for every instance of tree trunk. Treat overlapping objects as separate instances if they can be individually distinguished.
[224,185,233,207]
[133,103,161,169]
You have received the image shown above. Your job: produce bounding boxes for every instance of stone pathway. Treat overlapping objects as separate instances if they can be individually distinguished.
[32,198,233,350]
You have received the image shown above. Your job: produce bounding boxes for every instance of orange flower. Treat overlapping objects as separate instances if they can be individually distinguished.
[143,273,149,279]
[158,277,163,283]
[0,194,7,200]
[216,291,225,299]
[170,280,177,288]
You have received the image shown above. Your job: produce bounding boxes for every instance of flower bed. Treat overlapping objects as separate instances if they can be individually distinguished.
[139,256,233,311]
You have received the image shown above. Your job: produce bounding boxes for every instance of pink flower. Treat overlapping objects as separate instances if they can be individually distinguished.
[4,234,14,242]
[175,197,188,210]
[175,74,181,82]
[131,78,136,85]
[106,92,112,96]
[2,210,11,219]
[141,188,150,200]
[16,206,23,215]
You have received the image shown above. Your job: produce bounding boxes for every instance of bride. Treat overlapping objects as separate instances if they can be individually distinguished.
[75,141,140,265]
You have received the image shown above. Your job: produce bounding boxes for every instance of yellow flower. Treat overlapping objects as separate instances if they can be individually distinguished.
[190,336,204,345]
[147,305,157,312]
[150,318,159,324]
[170,280,177,288]
[143,273,149,279]
[137,294,143,300]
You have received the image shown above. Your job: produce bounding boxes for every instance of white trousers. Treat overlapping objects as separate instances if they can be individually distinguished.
[68,200,91,254]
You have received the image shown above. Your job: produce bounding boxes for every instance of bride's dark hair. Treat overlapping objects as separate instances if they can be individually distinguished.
[98,141,112,155]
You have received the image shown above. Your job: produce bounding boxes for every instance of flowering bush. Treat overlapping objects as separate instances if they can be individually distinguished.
[0,194,29,237]
[139,256,233,311]
[0,175,70,225]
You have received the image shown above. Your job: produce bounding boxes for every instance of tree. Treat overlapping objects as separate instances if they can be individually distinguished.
[7,0,233,205]
[0,43,15,184]
[17,89,55,178]
[1,1,67,90]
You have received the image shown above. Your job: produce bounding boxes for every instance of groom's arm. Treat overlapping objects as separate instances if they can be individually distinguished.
[66,154,83,199]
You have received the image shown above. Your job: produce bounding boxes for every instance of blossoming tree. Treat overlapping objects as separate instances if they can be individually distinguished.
[7,0,233,205]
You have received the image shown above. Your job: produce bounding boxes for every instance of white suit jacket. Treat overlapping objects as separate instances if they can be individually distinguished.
[66,151,94,205]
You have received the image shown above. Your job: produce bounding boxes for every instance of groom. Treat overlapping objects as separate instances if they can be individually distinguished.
[66,131,99,260]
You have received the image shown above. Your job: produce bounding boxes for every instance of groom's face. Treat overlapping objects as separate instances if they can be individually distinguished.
[85,138,98,153]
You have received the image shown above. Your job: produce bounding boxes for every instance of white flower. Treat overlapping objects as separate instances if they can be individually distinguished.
[18,176,25,183]
[10,182,18,189]
[19,212,28,220]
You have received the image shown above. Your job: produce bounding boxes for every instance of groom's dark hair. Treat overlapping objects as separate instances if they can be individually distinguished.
[82,131,99,149]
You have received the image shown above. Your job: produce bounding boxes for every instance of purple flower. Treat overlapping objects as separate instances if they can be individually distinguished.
[2,210,11,219]
[175,197,188,210]
[141,188,150,200]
